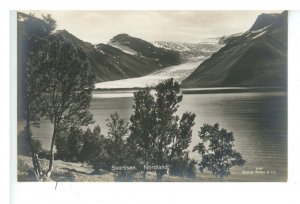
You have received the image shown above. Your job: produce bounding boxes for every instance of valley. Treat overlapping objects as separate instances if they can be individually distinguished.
[95,57,204,89]
[95,39,224,89]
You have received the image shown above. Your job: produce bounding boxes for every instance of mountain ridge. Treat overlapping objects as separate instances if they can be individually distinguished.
[17,12,182,83]
[56,30,182,83]
[181,11,287,88]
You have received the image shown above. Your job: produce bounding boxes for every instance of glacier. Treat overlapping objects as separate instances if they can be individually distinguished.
[95,40,223,89]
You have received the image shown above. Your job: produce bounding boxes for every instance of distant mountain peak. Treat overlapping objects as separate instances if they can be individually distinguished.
[56,29,71,36]
[249,12,285,31]
[110,33,131,43]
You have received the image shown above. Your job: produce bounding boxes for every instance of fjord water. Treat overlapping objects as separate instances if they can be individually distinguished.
[32,90,287,181]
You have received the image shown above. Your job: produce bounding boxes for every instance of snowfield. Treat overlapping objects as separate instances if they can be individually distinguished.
[244,25,270,39]
[108,41,138,55]
[252,30,267,39]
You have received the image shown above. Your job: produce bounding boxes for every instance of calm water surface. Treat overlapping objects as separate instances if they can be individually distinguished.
[32,91,287,181]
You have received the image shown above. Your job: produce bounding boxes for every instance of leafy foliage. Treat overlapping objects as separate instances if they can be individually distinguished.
[55,127,84,162]
[170,112,195,158]
[30,139,43,154]
[129,88,156,171]
[54,113,131,176]
[55,125,109,170]
[18,12,57,126]
[33,34,95,131]
[168,152,197,178]
[18,130,43,155]
[17,130,29,155]
[129,78,196,180]
[83,114,131,174]
[81,126,110,171]
[18,13,95,178]
[193,123,246,180]
[106,112,129,166]
[106,112,136,180]
[17,14,58,179]
[153,79,183,180]
[55,132,68,160]
[28,33,96,175]
[168,112,196,177]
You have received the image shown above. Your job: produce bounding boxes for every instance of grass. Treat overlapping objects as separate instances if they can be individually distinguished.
[17,155,285,182]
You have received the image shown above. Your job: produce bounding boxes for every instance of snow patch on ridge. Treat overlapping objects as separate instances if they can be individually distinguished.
[245,25,270,39]
[108,41,138,55]
[251,25,271,34]
[252,30,267,39]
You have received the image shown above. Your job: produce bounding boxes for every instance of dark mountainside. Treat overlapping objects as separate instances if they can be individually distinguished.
[57,30,182,82]
[17,12,181,83]
[110,34,182,65]
[182,11,287,88]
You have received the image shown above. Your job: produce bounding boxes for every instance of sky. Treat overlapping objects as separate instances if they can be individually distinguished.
[29,10,282,44]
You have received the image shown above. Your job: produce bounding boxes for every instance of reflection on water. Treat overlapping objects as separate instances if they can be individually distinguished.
[93,92,134,98]
[32,91,287,181]
[178,92,287,181]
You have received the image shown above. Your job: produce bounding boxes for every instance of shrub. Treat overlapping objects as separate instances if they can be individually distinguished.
[169,153,197,178]
[17,130,29,155]
[18,129,44,157]
[66,127,84,162]
[193,123,246,181]
[129,79,196,181]
[55,133,68,160]
[30,138,43,154]
[17,157,30,172]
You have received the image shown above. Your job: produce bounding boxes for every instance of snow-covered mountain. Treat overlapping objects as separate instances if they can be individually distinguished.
[107,34,182,66]
[152,39,221,59]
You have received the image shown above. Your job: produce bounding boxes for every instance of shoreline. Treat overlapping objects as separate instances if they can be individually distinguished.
[181,87,286,94]
[93,86,287,94]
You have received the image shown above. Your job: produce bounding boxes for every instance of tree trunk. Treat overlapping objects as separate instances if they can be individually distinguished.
[143,170,147,180]
[156,170,164,181]
[220,175,224,182]
[156,173,163,181]
[25,118,43,181]
[46,128,57,177]
[143,157,147,180]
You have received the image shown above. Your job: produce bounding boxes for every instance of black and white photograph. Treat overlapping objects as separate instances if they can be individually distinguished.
[16,10,288,182]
